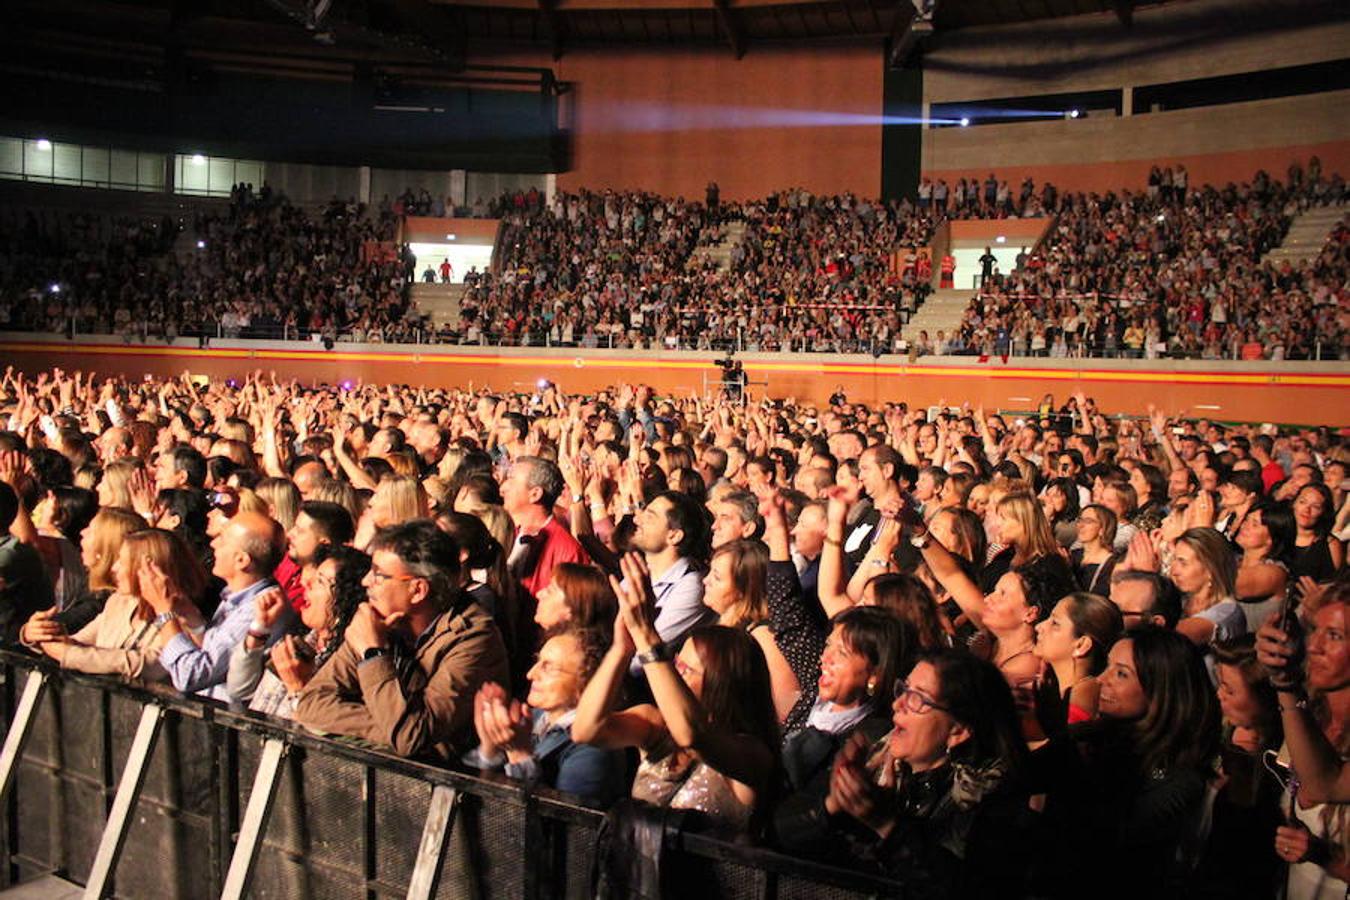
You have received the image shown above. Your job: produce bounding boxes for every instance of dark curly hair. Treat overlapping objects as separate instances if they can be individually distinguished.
[311,544,372,668]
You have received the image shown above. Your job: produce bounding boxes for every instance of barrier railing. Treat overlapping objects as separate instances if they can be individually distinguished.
[0,650,901,899]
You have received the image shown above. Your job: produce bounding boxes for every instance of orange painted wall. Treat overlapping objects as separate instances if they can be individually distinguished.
[5,342,1346,426]
[923,140,1350,196]
[474,43,884,201]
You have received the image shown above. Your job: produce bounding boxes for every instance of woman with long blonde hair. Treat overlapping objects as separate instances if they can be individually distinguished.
[255,477,302,531]
[96,458,143,511]
[21,528,207,681]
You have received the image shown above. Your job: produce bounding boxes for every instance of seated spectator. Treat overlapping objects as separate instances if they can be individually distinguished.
[23,529,207,681]
[464,628,626,806]
[295,520,510,759]
[228,544,369,717]
[159,511,293,699]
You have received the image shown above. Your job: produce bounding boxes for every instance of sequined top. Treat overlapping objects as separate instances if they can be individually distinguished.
[630,735,754,831]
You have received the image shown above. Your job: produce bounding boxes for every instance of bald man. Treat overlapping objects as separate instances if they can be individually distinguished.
[156,511,294,700]
[292,460,329,500]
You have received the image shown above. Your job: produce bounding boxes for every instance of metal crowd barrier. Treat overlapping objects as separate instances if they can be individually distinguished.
[0,650,901,899]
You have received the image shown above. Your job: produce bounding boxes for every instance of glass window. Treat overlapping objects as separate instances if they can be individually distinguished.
[109,149,138,188]
[23,140,54,181]
[53,143,82,185]
[82,147,110,186]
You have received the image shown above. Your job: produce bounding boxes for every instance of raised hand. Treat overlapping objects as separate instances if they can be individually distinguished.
[612,553,660,652]
[1121,530,1161,573]
[137,558,182,614]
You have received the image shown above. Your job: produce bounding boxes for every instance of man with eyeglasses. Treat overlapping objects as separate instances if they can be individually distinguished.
[295,520,509,760]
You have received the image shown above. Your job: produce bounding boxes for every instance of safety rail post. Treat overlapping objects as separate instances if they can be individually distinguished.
[83,703,166,900]
[219,737,288,900]
[0,671,49,805]
[405,784,459,900]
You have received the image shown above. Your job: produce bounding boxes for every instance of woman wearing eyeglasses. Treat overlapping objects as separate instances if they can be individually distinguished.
[1071,504,1119,596]
[1026,628,1221,898]
[777,649,1031,898]
[464,627,626,807]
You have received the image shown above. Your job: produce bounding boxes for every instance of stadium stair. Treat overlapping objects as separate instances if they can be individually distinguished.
[413,281,469,327]
[902,288,976,345]
[1264,205,1345,267]
[689,220,748,271]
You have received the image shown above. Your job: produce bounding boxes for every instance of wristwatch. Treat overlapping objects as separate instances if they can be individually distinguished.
[153,611,176,628]
[636,643,674,666]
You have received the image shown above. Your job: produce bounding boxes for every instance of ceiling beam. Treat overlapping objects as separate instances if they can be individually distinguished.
[887,4,918,69]
[711,0,745,58]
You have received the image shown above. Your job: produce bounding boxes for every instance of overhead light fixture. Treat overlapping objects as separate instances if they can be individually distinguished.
[995,236,1007,244]
[191,154,206,165]
[445,234,456,240]
[34,139,52,151]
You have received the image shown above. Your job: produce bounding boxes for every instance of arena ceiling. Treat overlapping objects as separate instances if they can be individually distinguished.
[5,0,1170,75]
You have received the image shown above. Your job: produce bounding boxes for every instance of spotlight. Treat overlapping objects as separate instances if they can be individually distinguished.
[340,379,354,391]
[48,283,60,294]
[191,154,206,165]
[995,236,1006,244]
[225,378,239,389]
[196,240,206,249]
[445,234,457,241]
[35,139,52,151]
[959,117,970,127]
[1067,109,1081,119]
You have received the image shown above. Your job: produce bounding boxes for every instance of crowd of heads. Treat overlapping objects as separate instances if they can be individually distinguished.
[3,159,1344,361]
[0,363,1346,897]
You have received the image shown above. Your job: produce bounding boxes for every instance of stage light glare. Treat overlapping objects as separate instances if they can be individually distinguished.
[191,154,206,165]
[959,117,970,127]
[35,139,52,151]
[196,240,206,249]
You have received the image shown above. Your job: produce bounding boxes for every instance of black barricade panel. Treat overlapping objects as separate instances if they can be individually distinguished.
[113,711,218,900]
[0,658,905,900]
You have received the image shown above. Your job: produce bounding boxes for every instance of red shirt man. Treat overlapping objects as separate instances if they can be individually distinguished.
[501,456,589,597]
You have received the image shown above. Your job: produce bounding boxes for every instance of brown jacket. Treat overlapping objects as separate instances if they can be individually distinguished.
[294,597,509,760]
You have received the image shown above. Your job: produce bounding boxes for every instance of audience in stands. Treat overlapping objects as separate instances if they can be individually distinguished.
[2,162,1342,358]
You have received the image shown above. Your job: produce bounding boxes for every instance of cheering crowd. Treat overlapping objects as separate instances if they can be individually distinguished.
[0,364,1346,898]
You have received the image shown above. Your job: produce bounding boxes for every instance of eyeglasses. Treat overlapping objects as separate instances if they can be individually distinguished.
[368,567,423,586]
[893,679,951,715]
[532,660,578,678]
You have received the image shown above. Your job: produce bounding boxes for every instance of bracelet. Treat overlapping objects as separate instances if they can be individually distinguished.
[824,536,842,547]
